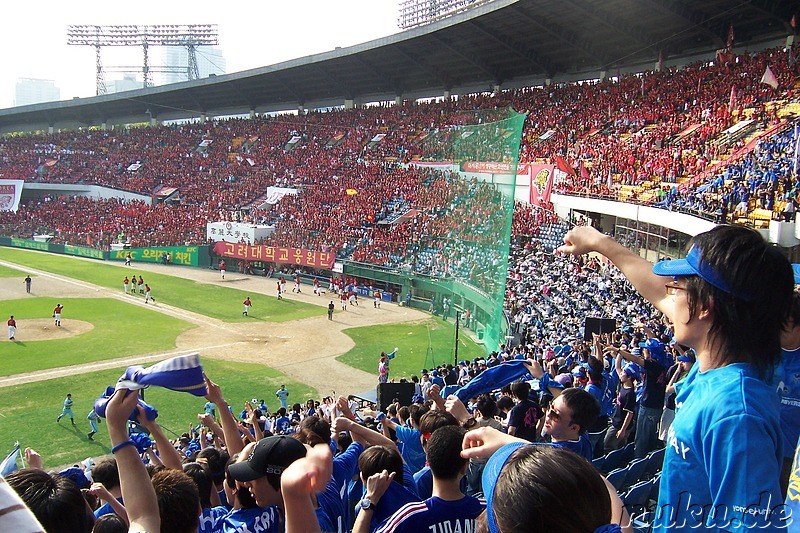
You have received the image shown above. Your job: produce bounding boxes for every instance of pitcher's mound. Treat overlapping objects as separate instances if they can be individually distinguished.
[15,319,94,341]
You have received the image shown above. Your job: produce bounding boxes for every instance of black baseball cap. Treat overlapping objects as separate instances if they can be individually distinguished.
[228,435,307,482]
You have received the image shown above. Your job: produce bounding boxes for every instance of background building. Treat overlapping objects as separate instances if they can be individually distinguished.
[161,46,226,85]
[107,75,142,94]
[14,79,60,106]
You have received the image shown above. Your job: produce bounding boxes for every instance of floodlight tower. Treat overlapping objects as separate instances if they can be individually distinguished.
[398,0,491,29]
[67,24,219,94]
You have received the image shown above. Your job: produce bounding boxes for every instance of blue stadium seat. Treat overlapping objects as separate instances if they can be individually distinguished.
[601,447,626,474]
[606,467,627,491]
[643,447,665,478]
[648,473,661,503]
[591,454,606,473]
[621,476,658,517]
[622,457,649,490]
[620,441,636,463]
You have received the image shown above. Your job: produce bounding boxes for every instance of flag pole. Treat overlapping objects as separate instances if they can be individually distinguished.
[793,123,799,177]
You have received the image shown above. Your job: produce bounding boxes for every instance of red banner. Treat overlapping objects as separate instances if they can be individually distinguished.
[460,161,530,174]
[213,241,335,269]
[528,164,555,207]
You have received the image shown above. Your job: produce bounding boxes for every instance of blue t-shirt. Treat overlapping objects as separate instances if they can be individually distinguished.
[776,346,800,459]
[394,425,426,474]
[549,434,593,461]
[274,416,290,434]
[585,370,619,418]
[640,359,667,409]
[653,363,786,531]
[94,498,123,518]
[218,505,281,533]
[375,495,485,533]
[316,441,364,533]
[198,506,227,533]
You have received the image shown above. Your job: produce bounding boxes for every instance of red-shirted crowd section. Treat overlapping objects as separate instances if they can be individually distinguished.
[0,45,798,259]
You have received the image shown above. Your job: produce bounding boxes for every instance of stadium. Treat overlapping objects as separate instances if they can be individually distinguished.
[0,0,799,531]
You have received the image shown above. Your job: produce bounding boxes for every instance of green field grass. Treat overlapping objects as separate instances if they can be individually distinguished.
[0,247,320,322]
[0,358,317,469]
[336,318,485,380]
[0,298,193,376]
[0,247,491,470]
[0,264,27,278]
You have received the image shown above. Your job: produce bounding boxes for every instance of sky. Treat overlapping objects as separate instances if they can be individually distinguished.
[0,0,401,109]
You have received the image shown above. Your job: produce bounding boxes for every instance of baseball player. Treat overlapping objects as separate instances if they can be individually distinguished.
[53,303,64,327]
[57,393,75,425]
[144,284,155,303]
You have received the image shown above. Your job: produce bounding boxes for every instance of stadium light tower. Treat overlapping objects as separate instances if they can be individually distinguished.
[67,24,219,94]
[398,0,491,29]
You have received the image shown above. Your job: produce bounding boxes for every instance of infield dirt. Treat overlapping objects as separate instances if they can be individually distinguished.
[0,258,429,397]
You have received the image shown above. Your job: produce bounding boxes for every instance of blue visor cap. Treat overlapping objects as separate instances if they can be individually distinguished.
[483,441,529,533]
[652,245,753,301]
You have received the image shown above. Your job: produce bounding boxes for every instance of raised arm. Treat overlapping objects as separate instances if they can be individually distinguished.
[333,417,397,449]
[106,389,160,533]
[204,374,244,456]
[281,443,332,533]
[138,409,183,470]
[524,359,564,397]
[607,344,644,368]
[245,403,265,441]
[428,384,446,411]
[89,482,130,526]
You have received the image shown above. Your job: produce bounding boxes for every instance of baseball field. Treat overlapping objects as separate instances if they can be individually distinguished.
[0,248,484,468]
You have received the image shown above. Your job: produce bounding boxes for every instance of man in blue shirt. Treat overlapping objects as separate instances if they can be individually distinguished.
[364,426,484,533]
[218,448,283,533]
[559,223,790,531]
[381,405,428,474]
[540,387,599,461]
[228,435,307,531]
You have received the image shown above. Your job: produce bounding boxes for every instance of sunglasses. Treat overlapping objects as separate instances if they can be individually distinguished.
[546,405,572,425]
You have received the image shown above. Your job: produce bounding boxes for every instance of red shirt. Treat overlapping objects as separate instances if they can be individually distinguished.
[8,319,15,327]
[54,305,63,314]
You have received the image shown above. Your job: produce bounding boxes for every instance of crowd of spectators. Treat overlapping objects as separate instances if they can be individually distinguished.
[657,123,799,222]
[0,44,798,292]
[1,203,796,533]
[504,221,661,356]
[1,344,640,533]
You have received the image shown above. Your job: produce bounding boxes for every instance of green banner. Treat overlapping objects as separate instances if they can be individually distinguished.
[63,245,105,259]
[109,245,200,266]
[9,238,50,252]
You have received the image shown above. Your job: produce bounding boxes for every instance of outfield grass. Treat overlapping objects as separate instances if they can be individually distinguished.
[336,317,485,380]
[0,358,317,469]
[0,247,320,323]
[0,298,193,376]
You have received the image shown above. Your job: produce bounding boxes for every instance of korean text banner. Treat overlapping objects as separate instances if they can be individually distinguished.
[213,241,335,269]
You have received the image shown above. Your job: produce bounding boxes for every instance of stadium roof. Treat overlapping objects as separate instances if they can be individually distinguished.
[0,0,796,132]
